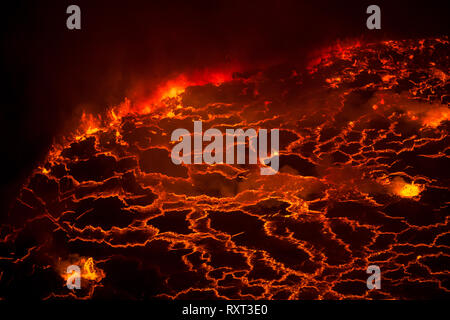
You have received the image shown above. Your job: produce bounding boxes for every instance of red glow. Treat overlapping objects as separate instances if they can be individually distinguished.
[127,67,239,115]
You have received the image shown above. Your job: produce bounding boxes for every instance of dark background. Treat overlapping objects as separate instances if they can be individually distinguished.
[1,0,448,214]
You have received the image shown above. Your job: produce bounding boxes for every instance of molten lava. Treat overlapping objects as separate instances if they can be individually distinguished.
[1,37,449,300]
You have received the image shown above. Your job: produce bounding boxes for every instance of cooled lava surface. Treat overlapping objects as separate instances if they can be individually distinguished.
[1,38,449,299]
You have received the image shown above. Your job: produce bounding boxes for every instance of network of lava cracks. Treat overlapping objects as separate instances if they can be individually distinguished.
[1,38,449,300]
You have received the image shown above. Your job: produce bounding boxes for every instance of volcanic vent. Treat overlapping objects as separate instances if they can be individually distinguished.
[1,38,449,299]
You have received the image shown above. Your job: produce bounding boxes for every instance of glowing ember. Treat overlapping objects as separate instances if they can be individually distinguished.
[60,257,105,284]
[82,258,104,281]
[392,180,422,198]
[397,183,421,197]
